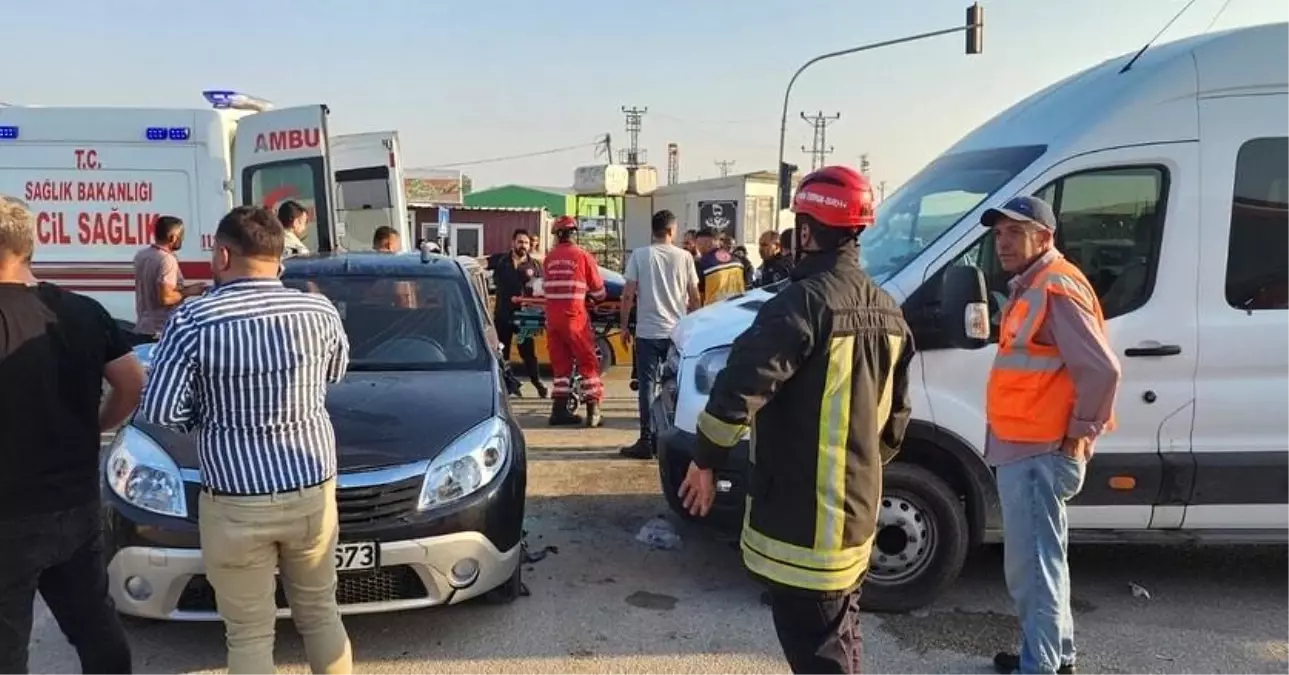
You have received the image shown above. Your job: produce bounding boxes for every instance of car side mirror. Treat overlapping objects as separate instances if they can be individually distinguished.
[939,264,991,350]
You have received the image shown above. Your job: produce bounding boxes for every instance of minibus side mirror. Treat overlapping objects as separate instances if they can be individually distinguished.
[939,264,991,350]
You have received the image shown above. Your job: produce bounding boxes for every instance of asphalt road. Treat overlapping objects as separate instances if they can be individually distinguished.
[36,376,1289,674]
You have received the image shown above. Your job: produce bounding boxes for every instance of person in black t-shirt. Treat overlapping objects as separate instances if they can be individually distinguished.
[0,196,144,674]
[484,228,547,398]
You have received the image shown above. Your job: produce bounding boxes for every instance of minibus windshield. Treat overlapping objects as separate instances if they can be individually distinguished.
[860,144,1047,281]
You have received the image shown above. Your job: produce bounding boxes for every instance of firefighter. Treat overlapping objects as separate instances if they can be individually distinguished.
[679,165,915,674]
[542,215,607,427]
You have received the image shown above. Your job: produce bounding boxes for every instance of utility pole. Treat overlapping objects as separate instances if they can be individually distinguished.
[877,180,887,203]
[666,143,680,185]
[619,106,648,167]
[800,111,840,170]
[714,159,736,177]
[859,153,871,177]
[596,133,614,163]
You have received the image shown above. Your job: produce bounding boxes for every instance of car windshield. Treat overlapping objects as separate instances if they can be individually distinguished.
[858,144,1048,281]
[283,275,489,371]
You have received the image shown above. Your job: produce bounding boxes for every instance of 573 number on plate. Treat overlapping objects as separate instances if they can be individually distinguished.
[334,542,378,571]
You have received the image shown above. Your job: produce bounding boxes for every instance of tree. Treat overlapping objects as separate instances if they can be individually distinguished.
[461,175,474,195]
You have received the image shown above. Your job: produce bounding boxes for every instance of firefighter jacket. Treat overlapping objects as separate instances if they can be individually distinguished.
[693,243,915,597]
[541,241,605,318]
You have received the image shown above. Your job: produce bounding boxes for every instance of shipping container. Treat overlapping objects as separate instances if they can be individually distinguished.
[408,203,549,258]
[622,171,781,266]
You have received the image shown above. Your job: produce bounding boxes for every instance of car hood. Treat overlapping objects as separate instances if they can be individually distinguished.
[132,370,499,472]
[670,287,778,357]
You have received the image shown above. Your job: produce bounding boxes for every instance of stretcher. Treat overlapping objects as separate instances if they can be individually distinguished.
[509,296,637,413]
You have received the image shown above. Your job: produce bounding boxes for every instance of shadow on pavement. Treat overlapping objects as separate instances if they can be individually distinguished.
[117,492,774,674]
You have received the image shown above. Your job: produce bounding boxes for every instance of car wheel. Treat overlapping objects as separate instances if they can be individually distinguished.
[658,453,699,523]
[860,462,969,613]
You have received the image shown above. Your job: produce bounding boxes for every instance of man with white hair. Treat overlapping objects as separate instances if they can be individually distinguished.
[981,195,1121,675]
[0,196,143,674]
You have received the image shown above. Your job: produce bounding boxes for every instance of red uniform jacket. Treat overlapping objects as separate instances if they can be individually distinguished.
[542,242,606,318]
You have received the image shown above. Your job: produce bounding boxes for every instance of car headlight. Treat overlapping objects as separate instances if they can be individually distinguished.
[693,347,731,395]
[104,426,188,518]
[418,417,510,511]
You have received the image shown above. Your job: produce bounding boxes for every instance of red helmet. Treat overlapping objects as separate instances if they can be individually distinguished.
[550,215,578,235]
[791,165,875,229]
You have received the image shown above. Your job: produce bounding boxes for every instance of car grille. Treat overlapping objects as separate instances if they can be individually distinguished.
[176,566,428,612]
[336,476,422,527]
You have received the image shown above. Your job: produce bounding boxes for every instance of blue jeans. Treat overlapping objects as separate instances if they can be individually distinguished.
[633,337,672,438]
[996,451,1087,674]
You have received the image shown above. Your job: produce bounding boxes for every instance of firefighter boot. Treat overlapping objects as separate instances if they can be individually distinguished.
[585,400,603,428]
[548,398,583,426]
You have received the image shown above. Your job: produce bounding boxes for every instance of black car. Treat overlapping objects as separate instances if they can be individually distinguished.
[102,252,527,620]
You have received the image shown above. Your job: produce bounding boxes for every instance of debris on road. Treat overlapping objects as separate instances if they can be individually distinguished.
[636,517,683,550]
[1129,581,1151,599]
[524,544,559,564]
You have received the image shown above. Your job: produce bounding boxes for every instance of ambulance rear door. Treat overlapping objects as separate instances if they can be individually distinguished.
[232,105,338,252]
[331,131,409,252]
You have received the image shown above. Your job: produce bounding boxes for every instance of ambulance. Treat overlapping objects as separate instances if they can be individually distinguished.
[0,90,411,328]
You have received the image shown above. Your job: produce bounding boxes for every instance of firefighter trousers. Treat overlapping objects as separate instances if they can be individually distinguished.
[545,314,602,402]
[768,588,863,674]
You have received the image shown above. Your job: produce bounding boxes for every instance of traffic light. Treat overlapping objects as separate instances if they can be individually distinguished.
[966,2,984,55]
[779,161,798,209]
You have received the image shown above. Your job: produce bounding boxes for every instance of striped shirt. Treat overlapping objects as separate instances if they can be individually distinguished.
[136,278,349,495]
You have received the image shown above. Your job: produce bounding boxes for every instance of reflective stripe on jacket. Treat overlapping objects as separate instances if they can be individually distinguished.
[986,255,1117,443]
[541,242,606,316]
[693,244,916,597]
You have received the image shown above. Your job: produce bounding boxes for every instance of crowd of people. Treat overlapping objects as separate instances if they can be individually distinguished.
[0,160,1120,674]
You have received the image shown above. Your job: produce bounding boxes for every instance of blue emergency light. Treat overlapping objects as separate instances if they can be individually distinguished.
[0,126,18,140]
[146,127,191,141]
[202,90,239,109]
[201,90,273,112]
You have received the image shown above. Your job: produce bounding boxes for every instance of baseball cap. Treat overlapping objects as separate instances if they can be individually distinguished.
[981,195,1057,232]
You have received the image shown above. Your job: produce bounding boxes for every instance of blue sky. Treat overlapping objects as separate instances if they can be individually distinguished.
[5,0,1285,191]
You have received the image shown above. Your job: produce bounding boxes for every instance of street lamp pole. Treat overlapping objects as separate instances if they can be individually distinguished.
[775,9,983,230]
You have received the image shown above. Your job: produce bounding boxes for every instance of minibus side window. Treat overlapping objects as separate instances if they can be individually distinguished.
[903,165,1167,350]
[1224,137,1288,311]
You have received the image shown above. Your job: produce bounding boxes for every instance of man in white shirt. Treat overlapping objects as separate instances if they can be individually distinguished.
[619,210,701,459]
[276,201,311,258]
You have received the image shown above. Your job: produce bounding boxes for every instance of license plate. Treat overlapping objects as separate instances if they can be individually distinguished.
[334,542,378,572]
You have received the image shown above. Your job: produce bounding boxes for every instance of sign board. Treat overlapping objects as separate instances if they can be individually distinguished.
[437,206,451,239]
[698,200,738,239]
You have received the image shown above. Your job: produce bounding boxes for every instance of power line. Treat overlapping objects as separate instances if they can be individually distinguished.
[800,111,841,171]
[651,111,772,127]
[1120,0,1201,73]
[1204,0,1235,32]
[413,142,598,169]
[714,160,736,177]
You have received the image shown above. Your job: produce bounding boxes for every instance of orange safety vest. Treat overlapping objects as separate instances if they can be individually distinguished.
[986,256,1117,443]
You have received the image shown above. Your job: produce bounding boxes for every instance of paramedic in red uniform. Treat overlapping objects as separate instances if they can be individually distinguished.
[542,216,607,427]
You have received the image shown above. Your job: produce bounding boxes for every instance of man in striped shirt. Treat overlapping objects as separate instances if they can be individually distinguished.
[137,206,352,675]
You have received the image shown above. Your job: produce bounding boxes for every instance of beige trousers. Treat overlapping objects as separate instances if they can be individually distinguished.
[198,479,353,674]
